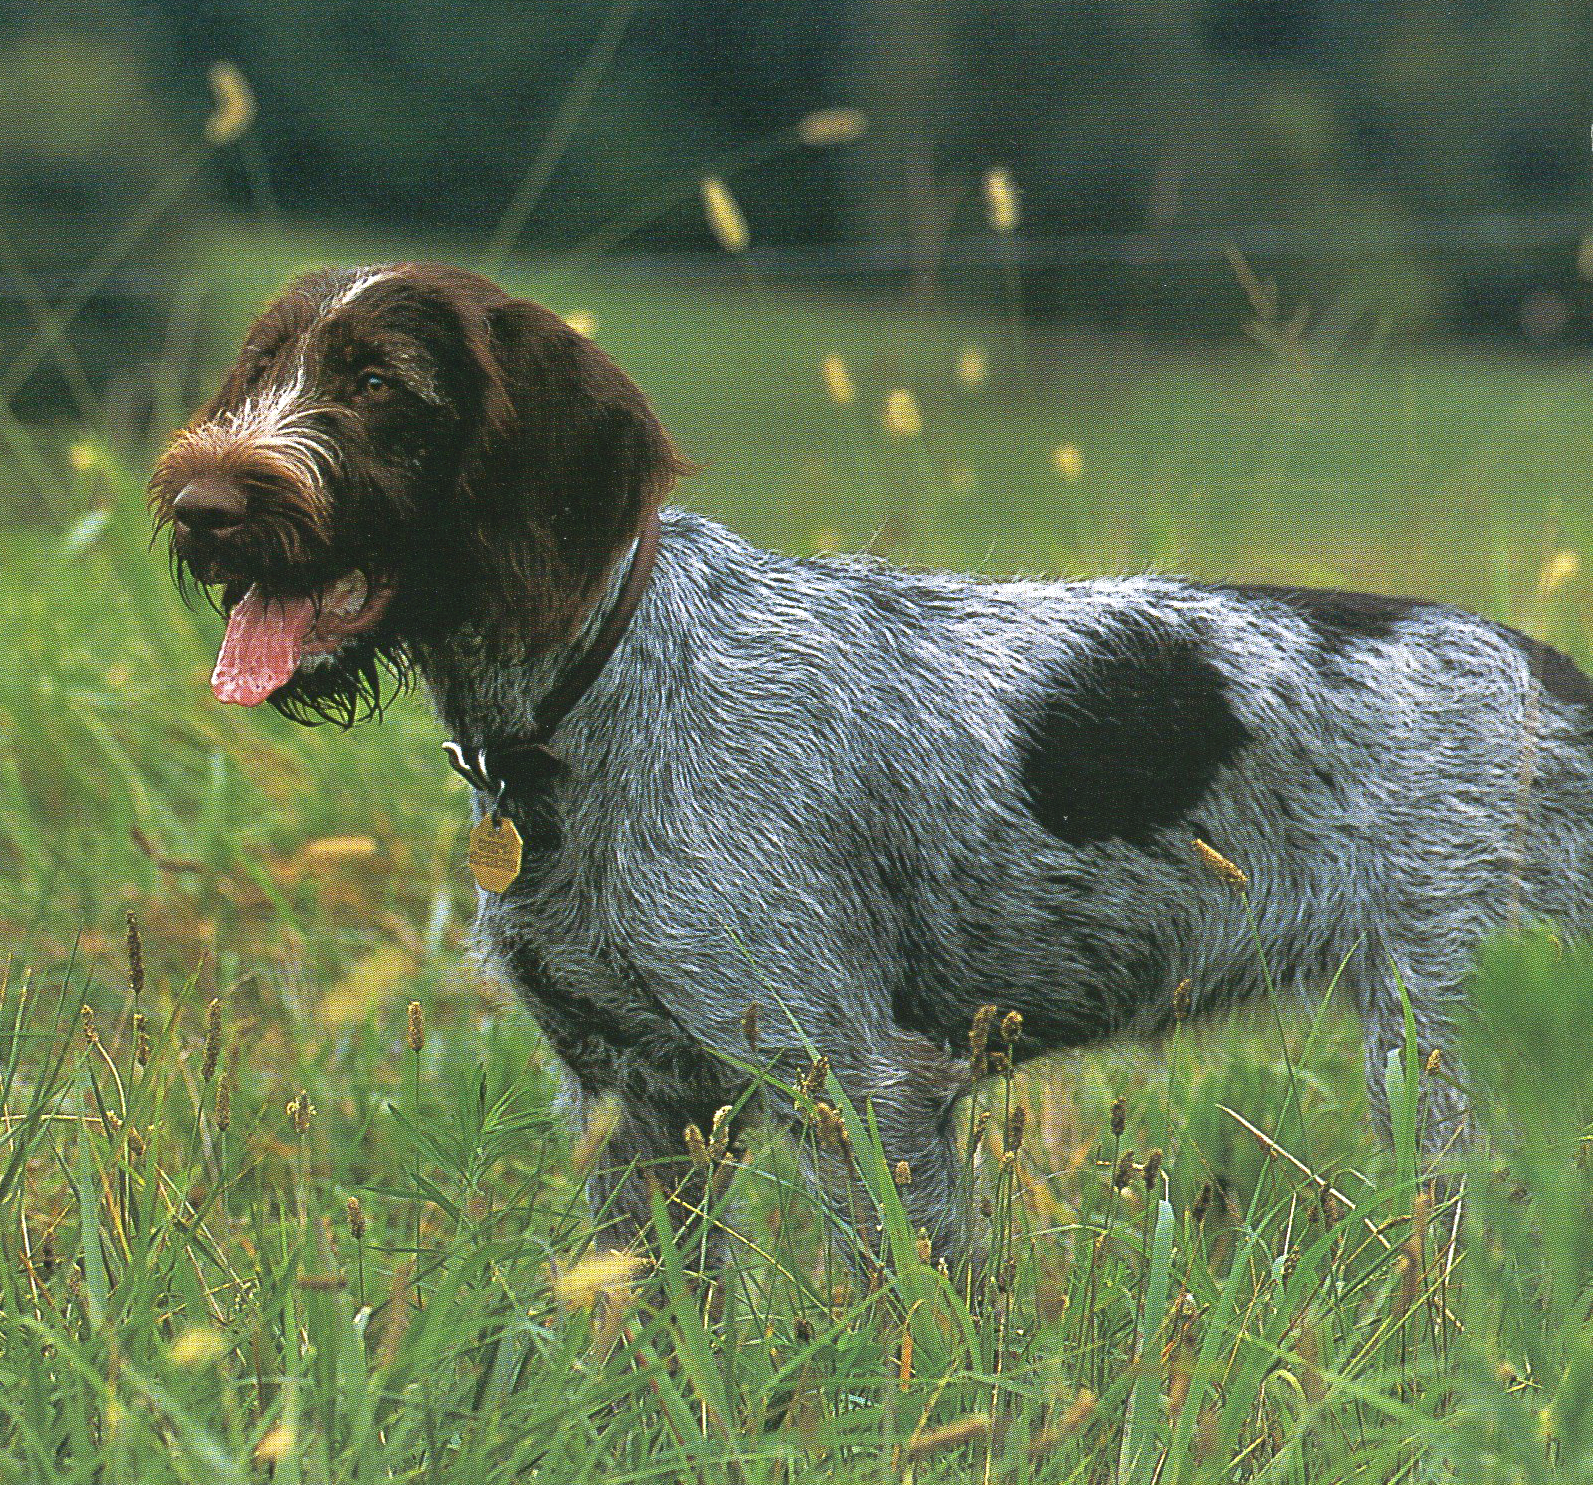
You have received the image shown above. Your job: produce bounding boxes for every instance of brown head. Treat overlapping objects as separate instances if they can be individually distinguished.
[150,264,688,724]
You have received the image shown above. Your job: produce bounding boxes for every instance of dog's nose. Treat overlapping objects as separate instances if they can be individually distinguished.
[172,476,246,534]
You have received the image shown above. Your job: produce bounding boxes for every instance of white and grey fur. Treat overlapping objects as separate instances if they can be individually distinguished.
[425,508,1593,1265]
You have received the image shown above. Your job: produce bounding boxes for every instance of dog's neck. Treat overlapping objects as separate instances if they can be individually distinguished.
[414,520,655,760]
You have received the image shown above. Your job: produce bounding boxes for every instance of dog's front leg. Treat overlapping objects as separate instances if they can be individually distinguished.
[580,1088,741,1275]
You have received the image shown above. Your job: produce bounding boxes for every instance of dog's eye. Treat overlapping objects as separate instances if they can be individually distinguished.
[358,371,389,396]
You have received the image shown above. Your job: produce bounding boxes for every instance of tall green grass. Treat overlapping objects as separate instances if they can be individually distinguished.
[3,902,1593,1480]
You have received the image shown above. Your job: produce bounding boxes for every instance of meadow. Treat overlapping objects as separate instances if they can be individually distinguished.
[2,217,1593,1481]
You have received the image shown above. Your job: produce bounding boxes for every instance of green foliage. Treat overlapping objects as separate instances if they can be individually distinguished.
[1445,935,1593,1482]
[10,918,1593,1480]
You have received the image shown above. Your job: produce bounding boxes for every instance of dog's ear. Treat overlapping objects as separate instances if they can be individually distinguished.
[457,293,688,650]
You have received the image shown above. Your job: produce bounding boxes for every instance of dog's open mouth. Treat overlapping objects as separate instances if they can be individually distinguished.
[211,572,394,705]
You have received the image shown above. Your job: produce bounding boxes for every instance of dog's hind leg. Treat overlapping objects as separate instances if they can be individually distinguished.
[800,1033,975,1280]
[1356,969,1470,1174]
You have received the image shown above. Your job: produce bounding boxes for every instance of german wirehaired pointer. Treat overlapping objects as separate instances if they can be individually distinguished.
[152,264,1593,1267]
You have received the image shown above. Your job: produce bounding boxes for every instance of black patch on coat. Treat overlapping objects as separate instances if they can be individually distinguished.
[1224,583,1428,657]
[1019,616,1251,846]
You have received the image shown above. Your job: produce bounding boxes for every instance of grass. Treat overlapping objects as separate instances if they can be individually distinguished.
[2,206,1593,1479]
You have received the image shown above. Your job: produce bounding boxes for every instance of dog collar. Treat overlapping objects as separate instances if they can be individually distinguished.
[443,506,661,802]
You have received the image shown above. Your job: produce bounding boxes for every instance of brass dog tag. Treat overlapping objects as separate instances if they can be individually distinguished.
[468,814,523,893]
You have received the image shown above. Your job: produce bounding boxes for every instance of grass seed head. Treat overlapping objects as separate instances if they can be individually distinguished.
[893,1159,912,1187]
[132,1011,150,1068]
[821,353,856,406]
[906,1413,991,1460]
[1142,1147,1163,1192]
[740,1002,759,1050]
[170,1326,227,1367]
[205,61,257,145]
[346,1195,366,1241]
[80,1004,97,1046]
[1193,837,1248,889]
[708,1103,734,1160]
[287,1091,315,1136]
[1295,1307,1326,1404]
[201,998,221,1081]
[797,106,867,147]
[1537,548,1580,599]
[813,1100,849,1153]
[553,1248,648,1312]
[1006,1104,1027,1152]
[1000,1008,1023,1045]
[1110,1096,1127,1138]
[882,387,922,438]
[215,1078,231,1131]
[1050,443,1083,481]
[700,176,750,253]
[983,166,1020,232]
[125,910,144,1000]
[1030,1388,1097,1458]
[379,1262,414,1365]
[969,1003,998,1075]
[1113,1149,1137,1192]
[683,1122,709,1168]
[296,1273,348,1292]
[253,1422,294,1466]
[406,1000,425,1053]
[1172,978,1192,1023]
[1409,1191,1431,1260]
[956,345,989,387]
[798,1054,830,1101]
[1396,1249,1420,1314]
[1424,1046,1442,1077]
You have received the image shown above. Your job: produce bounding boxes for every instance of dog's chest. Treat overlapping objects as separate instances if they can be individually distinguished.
[470,807,705,1097]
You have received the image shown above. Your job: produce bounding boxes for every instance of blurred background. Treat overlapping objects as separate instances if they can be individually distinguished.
[1,0,1590,996]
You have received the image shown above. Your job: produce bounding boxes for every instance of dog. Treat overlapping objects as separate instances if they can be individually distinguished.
[152,263,1593,1269]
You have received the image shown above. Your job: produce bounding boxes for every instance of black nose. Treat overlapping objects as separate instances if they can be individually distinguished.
[172,476,246,534]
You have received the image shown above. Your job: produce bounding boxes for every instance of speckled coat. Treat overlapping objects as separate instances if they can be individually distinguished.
[423,507,1593,1262]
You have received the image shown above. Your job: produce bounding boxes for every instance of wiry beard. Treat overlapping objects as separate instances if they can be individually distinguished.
[161,531,415,727]
[263,636,414,727]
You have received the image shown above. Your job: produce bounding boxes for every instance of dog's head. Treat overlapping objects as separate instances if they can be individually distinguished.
[150,264,687,724]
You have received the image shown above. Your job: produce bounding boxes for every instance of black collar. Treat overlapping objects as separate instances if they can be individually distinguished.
[444,508,661,803]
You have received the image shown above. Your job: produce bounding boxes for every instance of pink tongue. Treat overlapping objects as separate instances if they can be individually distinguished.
[211,585,319,705]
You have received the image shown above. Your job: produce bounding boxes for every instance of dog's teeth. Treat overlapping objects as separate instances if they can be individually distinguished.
[324,573,367,618]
